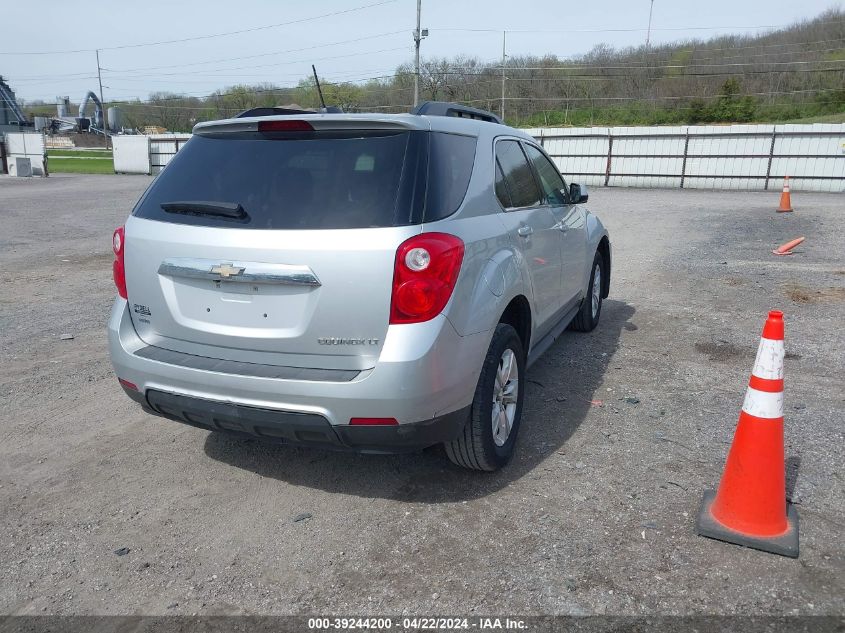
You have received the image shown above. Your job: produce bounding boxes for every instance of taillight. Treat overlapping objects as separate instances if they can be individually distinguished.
[258,119,313,133]
[390,233,464,324]
[112,226,127,299]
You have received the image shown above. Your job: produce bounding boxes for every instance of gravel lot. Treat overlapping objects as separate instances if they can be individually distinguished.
[0,174,843,616]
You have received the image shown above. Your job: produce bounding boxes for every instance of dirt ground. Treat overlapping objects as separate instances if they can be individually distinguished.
[0,174,842,616]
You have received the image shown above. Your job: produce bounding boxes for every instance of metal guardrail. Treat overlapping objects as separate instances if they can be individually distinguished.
[537,129,845,189]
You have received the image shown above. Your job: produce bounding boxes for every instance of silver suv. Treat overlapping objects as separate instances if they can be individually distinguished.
[108,102,611,471]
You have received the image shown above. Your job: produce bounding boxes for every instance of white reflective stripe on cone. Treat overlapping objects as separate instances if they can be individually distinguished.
[742,386,784,419]
[751,338,785,380]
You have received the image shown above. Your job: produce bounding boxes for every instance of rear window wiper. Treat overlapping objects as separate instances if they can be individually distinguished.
[160,201,249,221]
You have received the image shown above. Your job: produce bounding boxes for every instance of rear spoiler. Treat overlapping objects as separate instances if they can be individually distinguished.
[194,115,427,136]
[234,106,343,118]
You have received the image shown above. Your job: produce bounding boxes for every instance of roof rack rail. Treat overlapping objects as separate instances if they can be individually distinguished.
[411,101,502,125]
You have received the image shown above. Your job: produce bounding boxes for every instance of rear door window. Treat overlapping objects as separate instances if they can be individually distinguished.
[494,140,542,209]
[133,131,415,229]
[524,144,568,205]
[494,161,513,208]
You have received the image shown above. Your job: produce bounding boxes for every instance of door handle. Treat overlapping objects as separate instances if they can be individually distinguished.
[517,226,533,237]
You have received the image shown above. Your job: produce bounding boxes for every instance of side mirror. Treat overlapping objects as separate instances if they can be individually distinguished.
[569,183,588,204]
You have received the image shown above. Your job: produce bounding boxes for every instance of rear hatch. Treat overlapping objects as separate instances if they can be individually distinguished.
[123,117,477,371]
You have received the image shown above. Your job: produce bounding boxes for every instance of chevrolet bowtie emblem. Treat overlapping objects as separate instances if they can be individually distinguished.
[210,263,245,278]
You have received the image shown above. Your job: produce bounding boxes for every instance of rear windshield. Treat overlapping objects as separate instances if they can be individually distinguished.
[132,129,476,229]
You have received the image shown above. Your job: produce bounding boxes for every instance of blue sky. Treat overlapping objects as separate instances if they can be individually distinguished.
[3,0,842,103]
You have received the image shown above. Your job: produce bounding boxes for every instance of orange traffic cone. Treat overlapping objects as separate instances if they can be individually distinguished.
[696,310,799,558]
[777,176,793,213]
[772,237,805,256]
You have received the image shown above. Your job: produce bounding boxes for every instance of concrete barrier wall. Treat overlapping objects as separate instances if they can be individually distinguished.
[525,123,845,192]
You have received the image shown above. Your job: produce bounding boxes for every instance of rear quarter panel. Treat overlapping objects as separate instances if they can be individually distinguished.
[426,126,531,339]
[433,212,528,338]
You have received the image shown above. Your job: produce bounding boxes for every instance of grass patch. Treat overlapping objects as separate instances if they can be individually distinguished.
[48,157,114,174]
[48,149,113,158]
[778,113,845,124]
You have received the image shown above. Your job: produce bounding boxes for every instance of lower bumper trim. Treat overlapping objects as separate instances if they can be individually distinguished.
[137,389,469,454]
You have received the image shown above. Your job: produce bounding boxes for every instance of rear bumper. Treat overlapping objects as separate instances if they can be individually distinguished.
[127,387,469,453]
[109,299,488,449]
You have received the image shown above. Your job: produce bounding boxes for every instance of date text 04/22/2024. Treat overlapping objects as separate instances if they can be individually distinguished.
[307,617,528,630]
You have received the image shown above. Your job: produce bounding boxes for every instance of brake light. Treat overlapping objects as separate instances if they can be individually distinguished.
[112,226,127,299]
[258,120,314,132]
[350,417,399,426]
[390,233,464,324]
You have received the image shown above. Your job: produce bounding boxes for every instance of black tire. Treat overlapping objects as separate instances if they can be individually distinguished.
[445,323,525,471]
[570,251,604,333]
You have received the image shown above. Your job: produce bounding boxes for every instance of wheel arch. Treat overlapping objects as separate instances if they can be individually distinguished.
[498,295,532,356]
[597,235,611,298]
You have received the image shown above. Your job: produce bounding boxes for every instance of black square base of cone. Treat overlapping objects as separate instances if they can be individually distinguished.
[695,490,799,558]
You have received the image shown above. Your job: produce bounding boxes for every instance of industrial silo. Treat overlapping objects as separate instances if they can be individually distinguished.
[56,96,70,118]
[107,107,123,132]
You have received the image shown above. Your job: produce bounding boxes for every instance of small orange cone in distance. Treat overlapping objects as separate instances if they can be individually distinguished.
[777,176,793,213]
[772,236,805,256]
[695,310,799,558]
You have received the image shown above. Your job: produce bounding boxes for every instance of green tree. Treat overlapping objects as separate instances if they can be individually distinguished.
[712,78,757,122]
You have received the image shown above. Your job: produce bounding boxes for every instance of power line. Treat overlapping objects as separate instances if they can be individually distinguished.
[95,55,845,84]
[18,59,844,102]
[16,32,836,81]
[102,30,407,74]
[15,46,410,97]
[636,37,845,55]
[107,46,411,79]
[462,88,842,103]
[0,1,399,55]
[469,68,845,81]
[661,46,845,64]
[490,59,845,71]
[16,57,844,102]
[428,17,845,35]
[101,75,413,104]
[410,39,845,71]
[107,55,845,85]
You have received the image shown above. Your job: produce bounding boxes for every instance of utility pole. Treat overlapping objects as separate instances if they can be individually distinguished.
[95,49,109,149]
[413,0,422,107]
[645,0,655,49]
[500,31,506,121]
